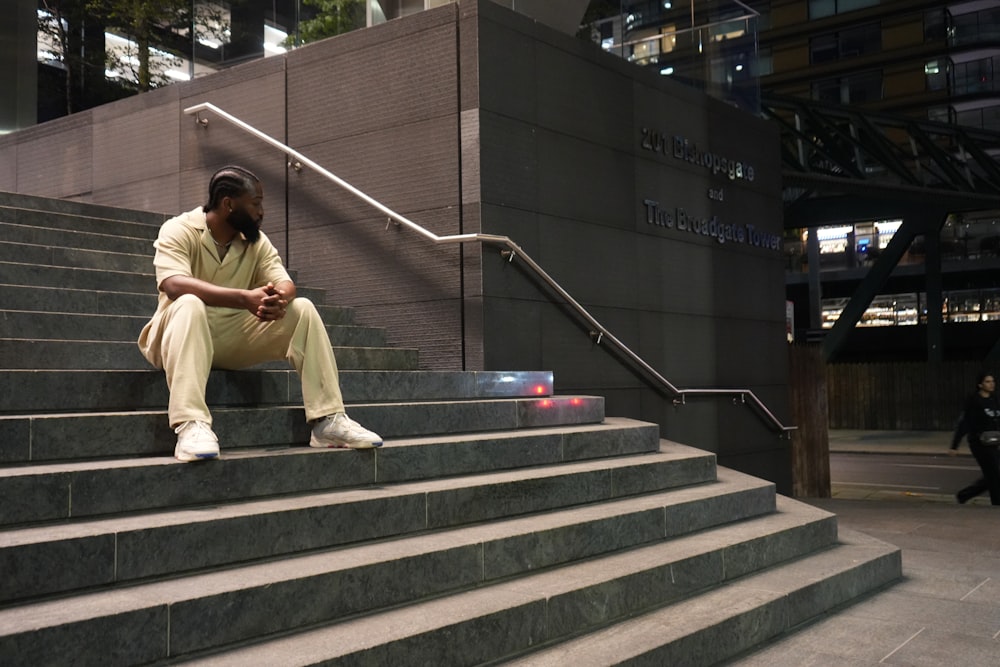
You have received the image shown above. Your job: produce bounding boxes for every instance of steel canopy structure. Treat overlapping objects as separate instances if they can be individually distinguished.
[763,94,1000,362]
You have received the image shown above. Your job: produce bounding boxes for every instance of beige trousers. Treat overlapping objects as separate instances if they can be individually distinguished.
[140,294,345,427]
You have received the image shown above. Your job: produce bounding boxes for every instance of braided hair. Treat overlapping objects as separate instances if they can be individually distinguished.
[203,165,260,212]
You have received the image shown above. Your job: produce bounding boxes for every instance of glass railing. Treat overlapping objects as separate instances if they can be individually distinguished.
[955,106,1000,132]
[949,8,1000,46]
[953,56,1000,96]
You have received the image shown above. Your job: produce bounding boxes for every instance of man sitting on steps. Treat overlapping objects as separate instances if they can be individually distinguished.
[138,165,382,462]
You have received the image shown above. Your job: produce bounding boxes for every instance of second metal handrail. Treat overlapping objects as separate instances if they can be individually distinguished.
[184,102,794,434]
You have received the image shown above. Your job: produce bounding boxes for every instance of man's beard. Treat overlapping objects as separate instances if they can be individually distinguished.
[229,207,262,243]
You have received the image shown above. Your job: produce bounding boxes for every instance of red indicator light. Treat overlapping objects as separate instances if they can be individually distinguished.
[539,399,553,408]
[570,398,583,406]
[534,385,546,395]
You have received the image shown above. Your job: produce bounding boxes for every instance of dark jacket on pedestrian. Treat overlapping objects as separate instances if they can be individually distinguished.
[951,391,1000,449]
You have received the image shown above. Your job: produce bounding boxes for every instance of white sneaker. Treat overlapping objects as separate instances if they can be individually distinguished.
[310,413,383,449]
[174,421,220,462]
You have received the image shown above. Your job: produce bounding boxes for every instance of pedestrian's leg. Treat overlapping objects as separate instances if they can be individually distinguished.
[977,445,1000,505]
[957,480,984,504]
[967,444,1000,504]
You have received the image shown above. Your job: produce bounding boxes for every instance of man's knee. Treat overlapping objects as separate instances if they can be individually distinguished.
[173,293,208,312]
[288,296,315,312]
[287,297,318,321]
[166,293,209,328]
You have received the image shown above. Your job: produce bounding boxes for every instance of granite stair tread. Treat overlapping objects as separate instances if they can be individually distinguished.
[0,369,557,414]
[0,283,334,316]
[0,240,153,272]
[0,284,156,314]
[173,516,890,667]
[0,483,823,664]
[0,226,154,257]
[0,418,662,523]
[0,193,167,227]
[0,260,153,291]
[0,440,726,602]
[0,309,387,345]
[500,528,901,666]
[0,214,161,241]
[0,339,411,370]
[0,394,601,463]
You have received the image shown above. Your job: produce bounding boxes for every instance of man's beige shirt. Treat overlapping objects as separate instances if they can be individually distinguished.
[138,207,291,361]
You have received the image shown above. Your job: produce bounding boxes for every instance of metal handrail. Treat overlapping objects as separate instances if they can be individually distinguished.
[183,102,794,434]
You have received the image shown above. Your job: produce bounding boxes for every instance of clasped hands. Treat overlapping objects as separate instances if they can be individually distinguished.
[249,282,288,321]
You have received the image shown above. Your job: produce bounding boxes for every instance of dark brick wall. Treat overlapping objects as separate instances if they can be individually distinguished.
[0,0,793,490]
[282,6,466,370]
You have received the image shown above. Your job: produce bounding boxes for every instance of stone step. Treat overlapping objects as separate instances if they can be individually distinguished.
[0,417,661,524]
[502,529,901,666]
[0,339,408,370]
[0,485,848,666]
[0,260,152,292]
[0,310,387,346]
[3,392,594,463]
[0,211,160,241]
[174,516,897,667]
[0,392,597,466]
[3,284,156,315]
[0,223,154,257]
[0,239,152,273]
[0,193,166,228]
[0,425,678,601]
[0,283,340,318]
[0,368,550,414]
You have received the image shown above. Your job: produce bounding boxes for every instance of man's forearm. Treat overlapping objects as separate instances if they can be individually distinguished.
[274,279,297,300]
[160,275,249,310]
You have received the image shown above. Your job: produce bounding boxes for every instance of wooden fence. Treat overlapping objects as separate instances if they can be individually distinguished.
[825,360,987,430]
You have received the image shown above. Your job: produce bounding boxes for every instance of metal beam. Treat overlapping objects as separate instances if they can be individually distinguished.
[907,123,974,190]
[782,171,1000,217]
[855,115,924,186]
[924,229,943,363]
[822,210,946,361]
[785,195,926,228]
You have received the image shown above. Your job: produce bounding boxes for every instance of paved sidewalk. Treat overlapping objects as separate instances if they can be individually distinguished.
[727,430,999,666]
[729,498,1000,666]
[828,429,956,456]
[827,429,993,506]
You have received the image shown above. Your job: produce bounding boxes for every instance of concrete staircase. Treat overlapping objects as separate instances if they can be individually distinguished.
[0,192,901,666]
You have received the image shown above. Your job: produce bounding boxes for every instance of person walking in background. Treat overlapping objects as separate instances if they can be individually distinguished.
[138,165,383,462]
[950,371,1000,505]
